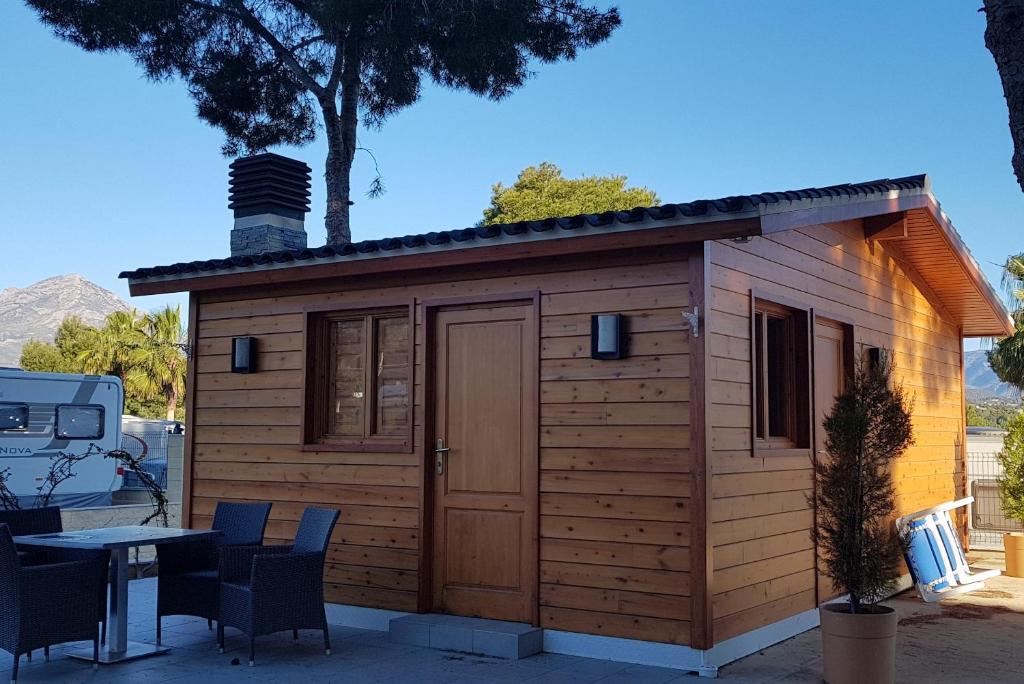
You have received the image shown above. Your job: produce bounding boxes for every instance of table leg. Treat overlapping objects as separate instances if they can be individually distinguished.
[65,547,170,664]
[109,547,129,654]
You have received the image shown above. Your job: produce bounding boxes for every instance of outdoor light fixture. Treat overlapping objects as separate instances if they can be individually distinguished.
[867,346,886,370]
[591,314,624,360]
[231,336,257,373]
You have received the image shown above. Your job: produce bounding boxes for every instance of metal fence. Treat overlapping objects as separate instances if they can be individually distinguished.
[119,431,170,491]
[966,430,1018,549]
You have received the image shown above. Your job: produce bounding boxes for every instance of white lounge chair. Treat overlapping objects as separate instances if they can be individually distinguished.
[895,496,1000,602]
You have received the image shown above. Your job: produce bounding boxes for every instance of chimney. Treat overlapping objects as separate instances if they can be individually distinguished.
[229,153,311,256]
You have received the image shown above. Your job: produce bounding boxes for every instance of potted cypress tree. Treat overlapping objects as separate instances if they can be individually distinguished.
[997,410,1024,576]
[813,351,913,684]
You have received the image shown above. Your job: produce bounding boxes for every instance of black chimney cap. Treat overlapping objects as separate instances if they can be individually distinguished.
[229,153,312,220]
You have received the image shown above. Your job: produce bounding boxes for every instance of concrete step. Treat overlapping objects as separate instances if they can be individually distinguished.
[388,613,542,660]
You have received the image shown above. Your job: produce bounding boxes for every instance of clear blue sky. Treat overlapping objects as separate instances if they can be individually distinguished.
[1,1,1020,352]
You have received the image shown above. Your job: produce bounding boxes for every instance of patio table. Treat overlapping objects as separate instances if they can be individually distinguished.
[14,525,222,664]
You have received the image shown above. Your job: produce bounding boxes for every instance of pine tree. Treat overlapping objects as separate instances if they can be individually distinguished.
[813,352,914,613]
[28,1,621,245]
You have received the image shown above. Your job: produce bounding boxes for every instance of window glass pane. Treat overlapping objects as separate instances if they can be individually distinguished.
[0,404,28,431]
[374,317,410,436]
[754,313,765,440]
[56,405,104,439]
[765,315,791,439]
[330,319,366,436]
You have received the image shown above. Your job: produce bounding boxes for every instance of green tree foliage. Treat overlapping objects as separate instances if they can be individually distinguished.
[998,410,1024,524]
[990,253,1024,392]
[19,339,72,373]
[968,400,1022,428]
[18,317,95,373]
[126,307,187,421]
[27,1,620,245]
[813,352,914,613]
[17,308,187,420]
[481,163,659,226]
[79,310,148,383]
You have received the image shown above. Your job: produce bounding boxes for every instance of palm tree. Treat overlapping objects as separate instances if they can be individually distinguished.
[989,253,1024,392]
[78,309,147,385]
[127,306,187,421]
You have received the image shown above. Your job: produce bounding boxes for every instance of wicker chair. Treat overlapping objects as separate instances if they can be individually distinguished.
[156,501,272,644]
[0,507,63,567]
[0,524,101,683]
[218,507,340,666]
[0,507,110,645]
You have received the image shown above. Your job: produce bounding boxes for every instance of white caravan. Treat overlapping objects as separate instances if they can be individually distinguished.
[0,369,123,507]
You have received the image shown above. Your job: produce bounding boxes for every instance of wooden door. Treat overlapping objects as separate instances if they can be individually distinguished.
[812,318,848,604]
[431,303,538,622]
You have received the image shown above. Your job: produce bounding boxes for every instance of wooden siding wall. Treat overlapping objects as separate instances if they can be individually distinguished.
[187,247,695,646]
[706,220,964,642]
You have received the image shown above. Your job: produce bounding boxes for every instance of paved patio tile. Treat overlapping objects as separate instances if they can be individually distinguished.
[593,663,685,683]
[11,568,1024,683]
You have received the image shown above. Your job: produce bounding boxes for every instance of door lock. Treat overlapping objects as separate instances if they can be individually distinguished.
[435,438,450,475]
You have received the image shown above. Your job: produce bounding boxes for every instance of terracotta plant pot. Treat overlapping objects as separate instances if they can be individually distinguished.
[1004,532,1024,577]
[820,603,897,684]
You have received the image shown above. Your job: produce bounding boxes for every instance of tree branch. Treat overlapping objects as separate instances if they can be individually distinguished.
[325,38,345,97]
[180,0,246,22]
[290,34,327,53]
[226,0,327,98]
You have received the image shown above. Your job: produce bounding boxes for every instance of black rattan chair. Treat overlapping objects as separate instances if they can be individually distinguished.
[0,524,100,683]
[156,501,272,644]
[218,507,340,666]
[0,507,110,646]
[0,507,63,567]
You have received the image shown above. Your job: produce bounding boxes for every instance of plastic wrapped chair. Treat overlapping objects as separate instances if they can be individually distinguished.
[896,496,1000,602]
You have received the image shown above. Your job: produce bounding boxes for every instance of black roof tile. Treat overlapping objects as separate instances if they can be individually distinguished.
[119,175,927,281]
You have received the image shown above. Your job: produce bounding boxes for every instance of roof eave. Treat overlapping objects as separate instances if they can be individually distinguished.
[126,212,761,296]
[752,179,1012,338]
[758,181,932,233]
[919,194,1016,338]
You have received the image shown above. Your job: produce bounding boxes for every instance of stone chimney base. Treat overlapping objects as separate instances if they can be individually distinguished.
[230,222,307,256]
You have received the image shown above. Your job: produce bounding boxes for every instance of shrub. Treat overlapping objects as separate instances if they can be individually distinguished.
[813,351,914,613]
[998,410,1024,524]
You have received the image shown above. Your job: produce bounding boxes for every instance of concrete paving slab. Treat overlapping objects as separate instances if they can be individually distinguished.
[9,562,1024,683]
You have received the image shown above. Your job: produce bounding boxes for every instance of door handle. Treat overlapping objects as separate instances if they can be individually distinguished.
[435,438,450,475]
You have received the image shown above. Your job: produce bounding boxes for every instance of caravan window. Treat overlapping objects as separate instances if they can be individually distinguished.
[55,405,105,439]
[0,404,28,431]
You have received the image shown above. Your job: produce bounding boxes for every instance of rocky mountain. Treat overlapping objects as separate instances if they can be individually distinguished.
[965,348,1019,402]
[0,275,129,367]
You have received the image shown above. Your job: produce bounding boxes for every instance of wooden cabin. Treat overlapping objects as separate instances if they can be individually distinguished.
[121,158,1014,676]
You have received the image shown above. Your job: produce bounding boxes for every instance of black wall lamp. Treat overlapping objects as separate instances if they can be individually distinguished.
[231,336,257,373]
[591,314,625,360]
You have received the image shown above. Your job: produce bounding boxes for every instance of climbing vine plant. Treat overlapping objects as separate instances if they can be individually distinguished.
[0,445,168,528]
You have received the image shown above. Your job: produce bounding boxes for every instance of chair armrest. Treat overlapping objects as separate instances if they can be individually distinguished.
[250,552,324,593]
[219,544,292,584]
[19,559,102,628]
[20,559,101,598]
